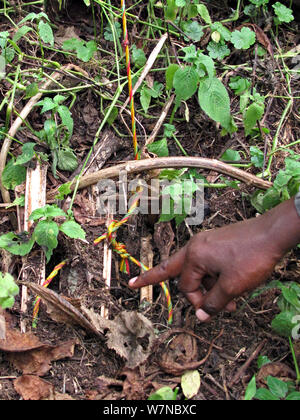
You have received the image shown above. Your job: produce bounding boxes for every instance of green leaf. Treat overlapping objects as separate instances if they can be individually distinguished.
[244,376,257,400]
[1,159,26,190]
[197,4,211,24]
[140,86,152,114]
[13,25,32,43]
[181,370,201,399]
[194,53,215,79]
[148,386,178,400]
[29,204,66,221]
[147,138,169,157]
[38,20,54,46]
[244,103,264,135]
[255,388,279,400]
[0,272,19,309]
[25,82,39,99]
[0,232,35,257]
[286,391,300,400]
[59,220,86,240]
[231,27,256,50]
[281,286,300,310]
[57,149,78,172]
[229,76,251,95]
[207,41,230,60]
[262,188,281,210]
[198,77,231,130]
[272,2,294,23]
[57,105,74,135]
[173,66,199,101]
[36,97,56,113]
[250,146,264,168]
[210,22,232,42]
[166,63,180,90]
[267,376,288,399]
[271,310,297,337]
[104,22,122,41]
[55,182,72,200]
[33,220,59,262]
[132,45,146,68]
[15,142,36,166]
[221,149,241,162]
[76,40,97,62]
[182,21,204,42]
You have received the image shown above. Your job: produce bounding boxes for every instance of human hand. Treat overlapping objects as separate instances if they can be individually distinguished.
[129,198,300,322]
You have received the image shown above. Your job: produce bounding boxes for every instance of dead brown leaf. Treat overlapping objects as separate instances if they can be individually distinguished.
[244,23,274,57]
[256,362,296,386]
[107,311,155,368]
[14,375,54,400]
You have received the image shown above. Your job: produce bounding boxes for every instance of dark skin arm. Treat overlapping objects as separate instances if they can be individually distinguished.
[129,198,300,322]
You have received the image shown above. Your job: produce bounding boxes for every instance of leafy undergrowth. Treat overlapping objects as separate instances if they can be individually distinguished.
[0,0,299,400]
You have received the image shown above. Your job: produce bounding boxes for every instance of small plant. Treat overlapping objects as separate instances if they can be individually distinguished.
[0,204,86,262]
[62,38,97,62]
[0,272,19,309]
[251,152,300,213]
[148,386,179,400]
[245,374,300,400]
[34,94,78,177]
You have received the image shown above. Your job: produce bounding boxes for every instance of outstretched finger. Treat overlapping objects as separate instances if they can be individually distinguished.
[128,246,187,289]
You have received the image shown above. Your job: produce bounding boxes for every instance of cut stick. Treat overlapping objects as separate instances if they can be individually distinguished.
[47,157,272,202]
[20,161,47,333]
[140,236,153,305]
[120,33,168,113]
[101,203,113,320]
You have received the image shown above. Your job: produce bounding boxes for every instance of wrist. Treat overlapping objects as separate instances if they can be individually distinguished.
[264,197,300,255]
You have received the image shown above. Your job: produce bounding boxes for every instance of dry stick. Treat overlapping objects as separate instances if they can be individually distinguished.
[101,203,113,320]
[228,339,267,387]
[0,64,87,207]
[20,161,47,333]
[47,157,272,202]
[120,33,168,114]
[140,235,154,305]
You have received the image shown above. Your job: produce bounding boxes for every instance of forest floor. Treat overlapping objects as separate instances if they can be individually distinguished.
[0,0,299,401]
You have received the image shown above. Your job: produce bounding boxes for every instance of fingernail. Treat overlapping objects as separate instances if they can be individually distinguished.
[129,277,138,287]
[196,309,210,322]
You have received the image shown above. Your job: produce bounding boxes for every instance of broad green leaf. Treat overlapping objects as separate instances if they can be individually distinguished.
[147,138,169,157]
[57,105,74,134]
[182,21,203,42]
[175,0,186,7]
[55,182,72,200]
[104,22,122,41]
[76,40,97,62]
[210,22,232,41]
[165,0,178,21]
[197,4,211,24]
[231,27,256,50]
[207,41,230,60]
[272,2,294,23]
[262,187,281,210]
[181,370,201,399]
[173,66,199,101]
[255,388,279,400]
[62,37,83,51]
[0,232,34,257]
[221,149,241,162]
[244,102,264,135]
[267,376,288,399]
[281,286,300,310]
[15,142,36,166]
[148,386,178,400]
[60,220,86,240]
[57,149,78,172]
[0,272,19,309]
[286,392,300,400]
[140,86,152,114]
[229,76,251,95]
[132,45,146,68]
[195,53,215,79]
[165,63,180,90]
[25,82,39,99]
[29,204,66,221]
[36,97,56,113]
[12,25,32,43]
[33,220,59,262]
[198,77,231,130]
[244,375,256,400]
[271,310,297,337]
[38,20,54,46]
[250,146,264,168]
[1,159,26,190]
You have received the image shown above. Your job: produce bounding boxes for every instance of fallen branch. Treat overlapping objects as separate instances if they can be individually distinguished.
[47,156,272,201]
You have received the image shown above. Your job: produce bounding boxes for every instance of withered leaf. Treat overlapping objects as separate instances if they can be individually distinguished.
[14,375,54,400]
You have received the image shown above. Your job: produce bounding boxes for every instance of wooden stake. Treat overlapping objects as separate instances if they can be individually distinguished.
[140,236,153,305]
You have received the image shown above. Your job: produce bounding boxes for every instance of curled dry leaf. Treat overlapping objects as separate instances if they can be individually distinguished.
[107,311,155,368]
[0,315,77,376]
[14,375,54,400]
[256,362,296,386]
